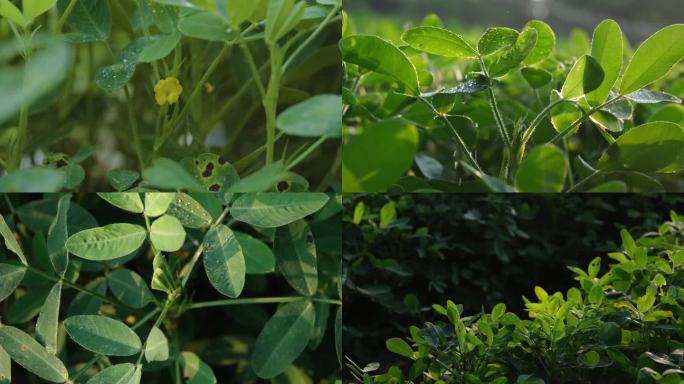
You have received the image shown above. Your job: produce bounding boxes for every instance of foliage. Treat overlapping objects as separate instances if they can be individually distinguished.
[342,194,684,366]
[0,192,342,383]
[342,13,684,192]
[352,211,684,384]
[0,0,342,192]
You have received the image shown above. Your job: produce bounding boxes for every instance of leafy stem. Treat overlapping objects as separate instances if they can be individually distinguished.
[187,296,342,310]
[263,43,284,165]
[478,56,511,148]
[567,170,605,192]
[548,96,623,145]
[418,96,482,172]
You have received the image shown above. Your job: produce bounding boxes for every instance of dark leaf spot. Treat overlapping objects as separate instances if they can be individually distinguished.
[277,181,289,192]
[209,184,220,192]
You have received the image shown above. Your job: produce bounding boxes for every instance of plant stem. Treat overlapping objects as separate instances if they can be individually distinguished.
[188,296,342,310]
[70,354,101,382]
[567,170,604,192]
[418,96,482,172]
[548,96,623,145]
[282,3,340,73]
[123,86,145,171]
[263,44,283,165]
[179,206,231,287]
[8,29,32,171]
[238,40,266,99]
[57,0,78,31]
[136,0,160,81]
[285,136,328,171]
[478,56,511,148]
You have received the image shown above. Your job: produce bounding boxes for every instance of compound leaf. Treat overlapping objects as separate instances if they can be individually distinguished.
[64,315,141,356]
[66,223,147,261]
[251,299,315,379]
[231,193,329,228]
[203,225,245,298]
[0,325,69,383]
[275,220,318,296]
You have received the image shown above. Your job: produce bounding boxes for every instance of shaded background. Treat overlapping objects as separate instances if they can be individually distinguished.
[343,194,684,378]
[345,0,682,41]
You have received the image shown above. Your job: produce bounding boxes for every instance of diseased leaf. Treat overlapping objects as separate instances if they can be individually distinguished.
[36,282,62,355]
[203,225,245,298]
[0,325,69,383]
[251,299,315,379]
[66,223,147,261]
[275,220,318,296]
[64,315,142,356]
[231,193,329,228]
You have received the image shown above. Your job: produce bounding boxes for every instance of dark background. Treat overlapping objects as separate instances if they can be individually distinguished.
[345,0,683,41]
[342,194,684,376]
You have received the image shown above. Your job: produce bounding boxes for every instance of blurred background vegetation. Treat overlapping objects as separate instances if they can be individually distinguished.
[342,194,684,376]
[345,0,682,42]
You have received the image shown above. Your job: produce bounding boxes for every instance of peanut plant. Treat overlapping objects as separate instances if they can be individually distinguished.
[342,15,684,192]
[0,192,342,383]
[0,0,342,192]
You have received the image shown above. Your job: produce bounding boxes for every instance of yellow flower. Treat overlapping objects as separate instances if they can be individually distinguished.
[154,77,183,105]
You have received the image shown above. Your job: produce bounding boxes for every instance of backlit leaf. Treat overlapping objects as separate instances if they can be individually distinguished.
[587,19,622,105]
[402,26,477,58]
[523,20,555,65]
[598,122,684,172]
[97,193,144,214]
[515,144,568,192]
[561,55,605,100]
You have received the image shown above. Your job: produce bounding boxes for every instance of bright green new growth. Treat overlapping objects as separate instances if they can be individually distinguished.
[342,17,684,192]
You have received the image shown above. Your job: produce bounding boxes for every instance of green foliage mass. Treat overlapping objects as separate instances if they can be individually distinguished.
[342,12,684,192]
[0,192,342,383]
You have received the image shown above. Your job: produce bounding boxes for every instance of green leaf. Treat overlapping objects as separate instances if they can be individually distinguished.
[143,158,205,191]
[275,220,318,296]
[0,0,27,26]
[66,223,147,261]
[166,193,213,228]
[178,9,231,41]
[0,345,10,384]
[265,0,305,44]
[583,351,601,368]
[97,193,144,213]
[57,0,112,42]
[17,198,97,236]
[0,168,66,193]
[380,201,396,227]
[64,315,142,356]
[138,32,181,62]
[251,299,315,379]
[85,363,139,384]
[488,26,537,77]
[108,169,140,191]
[341,35,420,95]
[203,225,246,298]
[625,89,682,104]
[144,326,169,363]
[386,337,413,358]
[515,144,568,192]
[180,351,216,384]
[226,162,288,193]
[233,231,275,274]
[24,0,58,21]
[35,282,62,355]
[521,67,552,89]
[308,302,330,349]
[8,288,50,324]
[226,0,260,28]
[0,263,26,302]
[0,215,27,265]
[0,325,69,383]
[587,19,623,105]
[107,268,153,309]
[598,122,684,172]
[478,27,518,56]
[620,24,684,95]
[561,55,605,100]
[231,193,329,228]
[150,214,186,252]
[67,277,107,316]
[523,20,555,65]
[343,118,419,192]
[277,94,341,138]
[649,105,684,126]
[334,306,341,364]
[550,90,582,133]
[401,26,477,58]
[61,163,85,189]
